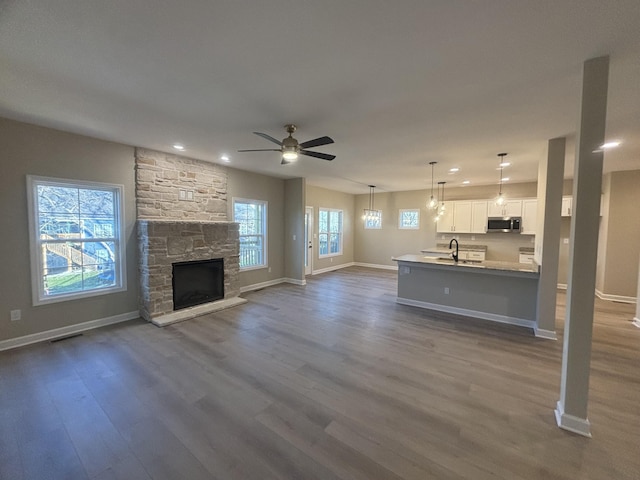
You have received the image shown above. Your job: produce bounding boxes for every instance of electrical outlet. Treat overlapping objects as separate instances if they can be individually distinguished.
[471,236,475,241]
[186,190,194,201]
[293,234,296,241]
[179,189,186,200]
[268,267,271,273]
[563,238,569,244]
[10,309,21,321]
[331,258,333,263]
[444,287,450,294]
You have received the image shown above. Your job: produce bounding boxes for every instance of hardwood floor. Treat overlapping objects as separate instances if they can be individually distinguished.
[1,266,639,480]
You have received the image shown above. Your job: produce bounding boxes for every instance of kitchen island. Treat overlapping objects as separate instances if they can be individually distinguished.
[392,254,540,331]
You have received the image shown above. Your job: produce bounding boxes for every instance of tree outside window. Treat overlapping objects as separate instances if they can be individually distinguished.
[319,208,343,257]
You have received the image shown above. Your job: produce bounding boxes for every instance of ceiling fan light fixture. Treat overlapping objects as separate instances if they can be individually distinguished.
[282,149,298,161]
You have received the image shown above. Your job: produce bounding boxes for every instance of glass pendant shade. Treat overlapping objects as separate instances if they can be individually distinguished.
[427,161,438,210]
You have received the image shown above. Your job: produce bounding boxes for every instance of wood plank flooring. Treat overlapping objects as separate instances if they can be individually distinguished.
[1,266,639,479]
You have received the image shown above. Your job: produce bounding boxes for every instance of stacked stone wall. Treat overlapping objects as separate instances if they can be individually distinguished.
[135,147,227,221]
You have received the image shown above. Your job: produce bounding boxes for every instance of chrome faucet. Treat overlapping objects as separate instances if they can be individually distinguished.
[449,238,459,262]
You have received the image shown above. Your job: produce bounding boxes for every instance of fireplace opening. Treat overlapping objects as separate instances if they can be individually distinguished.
[172,258,224,310]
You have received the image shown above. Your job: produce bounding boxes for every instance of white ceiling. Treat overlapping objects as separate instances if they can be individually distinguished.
[1,1,639,194]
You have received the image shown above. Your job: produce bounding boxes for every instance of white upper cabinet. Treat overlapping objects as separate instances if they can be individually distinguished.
[435,202,454,233]
[471,201,488,233]
[521,199,537,235]
[561,196,572,216]
[436,201,472,233]
[487,199,522,217]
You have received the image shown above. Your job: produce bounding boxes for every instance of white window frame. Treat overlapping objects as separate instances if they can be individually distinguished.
[318,208,344,258]
[364,211,382,229]
[399,209,420,229]
[27,175,127,306]
[233,197,268,271]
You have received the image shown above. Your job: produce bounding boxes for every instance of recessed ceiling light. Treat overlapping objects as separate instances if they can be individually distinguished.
[173,144,185,151]
[501,177,510,182]
[462,180,470,185]
[600,141,621,150]
[220,155,230,163]
[449,167,459,173]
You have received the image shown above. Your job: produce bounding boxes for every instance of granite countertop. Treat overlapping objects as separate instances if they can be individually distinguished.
[519,247,534,253]
[436,243,488,252]
[392,254,539,275]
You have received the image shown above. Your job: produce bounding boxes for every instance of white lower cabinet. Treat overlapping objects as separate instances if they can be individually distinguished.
[561,196,572,217]
[464,250,486,262]
[519,253,534,264]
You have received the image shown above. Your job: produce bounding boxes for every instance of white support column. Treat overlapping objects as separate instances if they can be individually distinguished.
[534,137,566,339]
[555,56,609,437]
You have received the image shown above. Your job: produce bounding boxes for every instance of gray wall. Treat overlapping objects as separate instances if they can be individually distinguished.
[305,185,355,271]
[284,178,305,281]
[597,170,640,297]
[226,168,286,289]
[354,189,436,266]
[0,117,139,342]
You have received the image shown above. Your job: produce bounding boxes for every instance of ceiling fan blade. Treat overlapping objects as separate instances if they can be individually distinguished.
[237,149,281,152]
[253,132,283,145]
[300,150,335,161]
[281,157,294,165]
[299,136,334,149]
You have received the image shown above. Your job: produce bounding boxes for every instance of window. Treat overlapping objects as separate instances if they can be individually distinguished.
[399,209,420,229]
[233,198,267,270]
[27,176,126,305]
[319,208,343,257]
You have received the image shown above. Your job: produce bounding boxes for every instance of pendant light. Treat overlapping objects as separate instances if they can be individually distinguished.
[434,181,446,221]
[495,153,507,206]
[427,161,438,210]
[362,185,381,223]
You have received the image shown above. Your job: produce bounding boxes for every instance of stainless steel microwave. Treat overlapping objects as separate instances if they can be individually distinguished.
[487,216,522,233]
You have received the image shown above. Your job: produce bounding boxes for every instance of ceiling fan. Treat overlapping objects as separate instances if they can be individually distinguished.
[238,124,335,165]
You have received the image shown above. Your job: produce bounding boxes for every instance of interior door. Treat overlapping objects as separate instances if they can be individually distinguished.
[305,206,313,275]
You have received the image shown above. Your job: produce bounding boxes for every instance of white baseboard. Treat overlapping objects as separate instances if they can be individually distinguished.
[595,289,636,304]
[558,285,636,305]
[240,277,306,293]
[353,262,398,271]
[0,311,139,352]
[534,327,558,340]
[312,262,355,275]
[240,278,287,293]
[554,401,592,437]
[395,297,535,331]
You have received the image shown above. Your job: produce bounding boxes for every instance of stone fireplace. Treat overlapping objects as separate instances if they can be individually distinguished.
[135,148,245,326]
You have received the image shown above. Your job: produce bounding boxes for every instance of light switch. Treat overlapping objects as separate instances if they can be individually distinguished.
[293,234,296,241]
